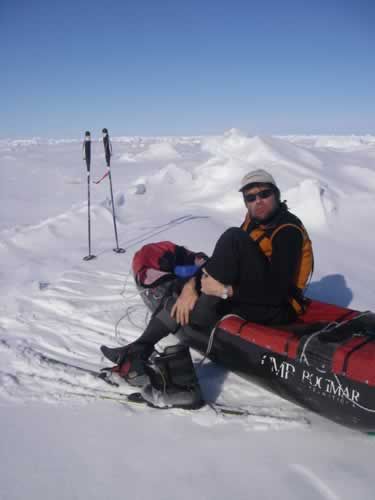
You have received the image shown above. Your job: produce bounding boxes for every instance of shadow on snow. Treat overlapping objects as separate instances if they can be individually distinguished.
[306,273,353,308]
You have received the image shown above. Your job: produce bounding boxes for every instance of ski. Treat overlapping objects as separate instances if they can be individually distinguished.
[22,346,120,387]
[54,387,309,424]
[208,401,310,423]
[16,345,310,424]
[125,392,310,424]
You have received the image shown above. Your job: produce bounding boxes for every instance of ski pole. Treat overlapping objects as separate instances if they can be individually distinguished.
[82,131,96,261]
[102,128,125,254]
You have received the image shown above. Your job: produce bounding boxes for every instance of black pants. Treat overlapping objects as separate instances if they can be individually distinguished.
[139,228,295,347]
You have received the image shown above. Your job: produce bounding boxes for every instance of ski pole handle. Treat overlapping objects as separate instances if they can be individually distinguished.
[102,128,111,167]
[83,131,91,172]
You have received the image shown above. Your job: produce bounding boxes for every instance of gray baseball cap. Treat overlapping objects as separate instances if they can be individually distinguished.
[239,169,277,192]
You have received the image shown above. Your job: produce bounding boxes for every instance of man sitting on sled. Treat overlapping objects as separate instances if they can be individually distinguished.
[100,169,313,408]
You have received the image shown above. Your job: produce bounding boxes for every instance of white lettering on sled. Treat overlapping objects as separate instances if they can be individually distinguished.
[302,370,360,403]
[261,357,361,406]
[261,355,296,380]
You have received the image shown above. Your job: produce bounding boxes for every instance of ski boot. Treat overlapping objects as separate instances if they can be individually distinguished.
[141,344,205,410]
[100,342,152,387]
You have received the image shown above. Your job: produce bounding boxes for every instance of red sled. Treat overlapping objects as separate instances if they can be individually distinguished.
[133,241,375,432]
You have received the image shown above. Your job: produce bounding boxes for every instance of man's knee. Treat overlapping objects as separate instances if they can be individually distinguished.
[214,227,252,254]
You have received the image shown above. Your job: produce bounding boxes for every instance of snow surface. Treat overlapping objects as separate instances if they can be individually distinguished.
[1,130,375,499]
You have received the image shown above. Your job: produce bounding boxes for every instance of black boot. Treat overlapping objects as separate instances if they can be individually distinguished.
[141,344,205,409]
[100,342,153,387]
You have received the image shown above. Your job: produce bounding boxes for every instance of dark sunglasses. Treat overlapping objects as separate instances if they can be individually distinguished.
[244,188,274,203]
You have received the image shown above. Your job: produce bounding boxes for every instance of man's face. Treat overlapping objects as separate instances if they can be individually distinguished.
[243,184,278,222]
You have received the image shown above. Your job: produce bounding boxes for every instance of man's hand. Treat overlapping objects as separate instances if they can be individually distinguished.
[201,270,232,298]
[171,279,198,326]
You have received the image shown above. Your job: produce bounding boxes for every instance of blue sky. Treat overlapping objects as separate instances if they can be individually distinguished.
[1,0,374,137]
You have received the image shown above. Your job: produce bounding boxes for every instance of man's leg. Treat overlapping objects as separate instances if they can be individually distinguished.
[101,289,222,363]
[204,227,267,287]
[101,227,268,364]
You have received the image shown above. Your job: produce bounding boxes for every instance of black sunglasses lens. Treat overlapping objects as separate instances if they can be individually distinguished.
[259,189,273,199]
[245,189,273,203]
[245,193,256,202]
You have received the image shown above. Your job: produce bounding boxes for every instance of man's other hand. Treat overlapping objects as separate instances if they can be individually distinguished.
[171,279,198,326]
